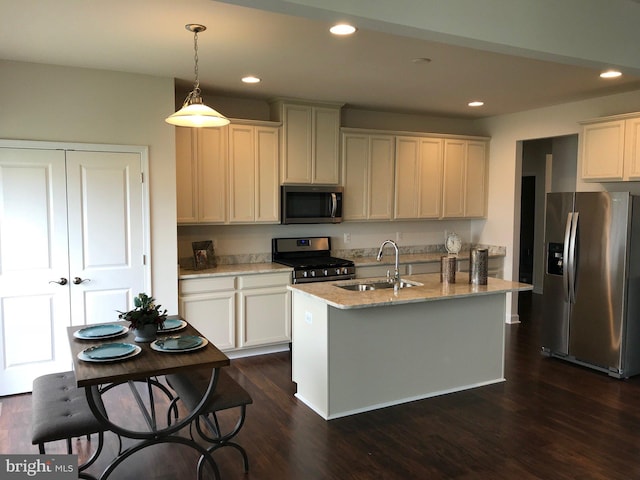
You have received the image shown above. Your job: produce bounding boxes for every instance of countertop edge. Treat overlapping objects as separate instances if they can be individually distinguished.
[288,274,532,310]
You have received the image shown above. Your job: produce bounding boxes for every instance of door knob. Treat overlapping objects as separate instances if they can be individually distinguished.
[73,277,90,285]
[49,278,68,286]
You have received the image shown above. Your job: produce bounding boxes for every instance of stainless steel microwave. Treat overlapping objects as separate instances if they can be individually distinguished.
[281,185,343,224]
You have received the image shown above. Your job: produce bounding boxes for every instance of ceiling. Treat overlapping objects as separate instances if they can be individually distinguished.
[3,0,640,119]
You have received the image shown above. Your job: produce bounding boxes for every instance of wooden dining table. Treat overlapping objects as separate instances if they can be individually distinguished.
[67,316,230,480]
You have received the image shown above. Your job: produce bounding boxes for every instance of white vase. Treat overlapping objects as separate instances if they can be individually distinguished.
[133,324,158,342]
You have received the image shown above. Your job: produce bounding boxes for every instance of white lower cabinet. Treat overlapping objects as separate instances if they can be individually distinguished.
[178,276,236,350]
[238,273,291,347]
[179,271,291,354]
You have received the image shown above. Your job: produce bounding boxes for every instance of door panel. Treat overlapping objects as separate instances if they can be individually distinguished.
[541,192,574,355]
[570,192,628,369]
[66,150,146,326]
[0,148,71,394]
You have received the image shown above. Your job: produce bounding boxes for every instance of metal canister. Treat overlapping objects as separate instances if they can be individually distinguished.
[440,255,457,284]
[469,248,488,285]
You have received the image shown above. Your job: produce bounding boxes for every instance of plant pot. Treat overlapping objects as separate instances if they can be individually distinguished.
[132,324,158,343]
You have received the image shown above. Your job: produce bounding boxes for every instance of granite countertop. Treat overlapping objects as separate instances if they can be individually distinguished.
[288,273,532,310]
[179,262,292,280]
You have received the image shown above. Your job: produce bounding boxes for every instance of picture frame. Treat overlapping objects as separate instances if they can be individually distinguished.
[192,240,216,269]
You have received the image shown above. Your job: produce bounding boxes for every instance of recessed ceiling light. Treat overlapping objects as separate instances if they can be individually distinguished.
[411,57,432,64]
[600,70,622,79]
[468,101,484,107]
[242,76,261,84]
[330,23,357,35]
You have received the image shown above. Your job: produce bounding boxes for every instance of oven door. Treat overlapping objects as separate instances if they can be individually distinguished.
[281,185,342,224]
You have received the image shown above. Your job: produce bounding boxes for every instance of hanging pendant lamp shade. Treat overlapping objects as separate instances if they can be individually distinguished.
[166,24,229,128]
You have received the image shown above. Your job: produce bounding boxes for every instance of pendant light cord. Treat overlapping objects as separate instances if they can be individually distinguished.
[192,28,201,97]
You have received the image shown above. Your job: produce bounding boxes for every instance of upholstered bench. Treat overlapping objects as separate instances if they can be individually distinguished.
[166,368,253,472]
[31,371,105,474]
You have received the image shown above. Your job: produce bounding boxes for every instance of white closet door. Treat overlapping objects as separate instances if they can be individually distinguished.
[66,150,146,326]
[0,148,72,395]
[0,146,148,395]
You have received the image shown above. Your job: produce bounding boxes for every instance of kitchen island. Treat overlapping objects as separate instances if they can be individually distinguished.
[289,273,531,420]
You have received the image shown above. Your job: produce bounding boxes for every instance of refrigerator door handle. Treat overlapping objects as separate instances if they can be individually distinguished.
[562,212,573,303]
[568,211,579,304]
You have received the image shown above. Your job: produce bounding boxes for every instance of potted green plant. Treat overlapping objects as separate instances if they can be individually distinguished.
[118,293,167,342]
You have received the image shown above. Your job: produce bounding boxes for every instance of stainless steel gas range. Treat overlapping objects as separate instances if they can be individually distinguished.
[272,236,355,284]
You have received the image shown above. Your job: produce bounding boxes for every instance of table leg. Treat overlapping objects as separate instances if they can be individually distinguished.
[83,369,222,479]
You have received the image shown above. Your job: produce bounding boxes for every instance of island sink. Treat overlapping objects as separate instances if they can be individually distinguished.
[337,280,422,291]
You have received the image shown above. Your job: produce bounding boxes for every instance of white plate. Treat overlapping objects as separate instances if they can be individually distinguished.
[78,343,142,363]
[157,319,187,333]
[150,336,208,353]
[74,324,129,340]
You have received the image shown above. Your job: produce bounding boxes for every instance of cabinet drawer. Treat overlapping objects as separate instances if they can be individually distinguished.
[238,272,291,289]
[179,276,235,295]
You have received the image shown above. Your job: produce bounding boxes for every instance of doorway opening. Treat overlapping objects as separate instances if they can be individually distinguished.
[516,134,577,317]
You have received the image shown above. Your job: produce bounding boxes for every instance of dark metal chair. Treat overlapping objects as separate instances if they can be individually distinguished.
[166,368,253,472]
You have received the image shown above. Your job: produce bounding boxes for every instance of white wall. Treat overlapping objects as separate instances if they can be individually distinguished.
[478,88,640,321]
[0,60,179,313]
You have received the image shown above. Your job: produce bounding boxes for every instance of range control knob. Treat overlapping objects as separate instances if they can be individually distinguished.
[335,268,341,275]
[302,271,308,278]
[342,267,349,275]
[310,270,316,277]
[323,269,328,276]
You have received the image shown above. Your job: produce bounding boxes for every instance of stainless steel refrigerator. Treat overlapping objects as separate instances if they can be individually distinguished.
[542,191,640,378]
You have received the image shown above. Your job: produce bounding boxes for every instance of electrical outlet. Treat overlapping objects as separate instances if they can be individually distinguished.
[396,231,403,242]
[212,239,217,250]
[344,233,351,243]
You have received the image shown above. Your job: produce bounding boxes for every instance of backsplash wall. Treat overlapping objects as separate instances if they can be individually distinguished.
[178,220,476,266]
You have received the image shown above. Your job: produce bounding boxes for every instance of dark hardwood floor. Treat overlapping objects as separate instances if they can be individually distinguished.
[4,292,640,479]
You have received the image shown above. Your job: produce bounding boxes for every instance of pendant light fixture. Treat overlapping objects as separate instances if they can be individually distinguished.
[165,24,230,128]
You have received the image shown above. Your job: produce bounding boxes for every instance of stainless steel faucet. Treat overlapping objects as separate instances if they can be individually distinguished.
[376,239,400,290]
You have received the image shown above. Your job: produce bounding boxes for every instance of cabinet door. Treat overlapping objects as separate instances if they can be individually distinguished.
[238,287,292,347]
[228,124,255,223]
[255,126,280,222]
[198,128,227,223]
[179,291,236,350]
[313,107,341,184]
[368,136,395,220]
[281,104,312,183]
[442,139,466,218]
[581,120,625,181]
[625,117,640,180]
[464,141,488,217]
[418,138,443,218]
[176,127,198,223]
[342,134,369,220]
[394,137,420,219]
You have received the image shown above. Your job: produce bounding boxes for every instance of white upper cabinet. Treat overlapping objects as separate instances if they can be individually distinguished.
[176,126,227,224]
[581,113,640,182]
[342,131,395,221]
[271,100,342,185]
[228,123,280,223]
[176,120,280,225]
[442,139,488,218]
[394,136,443,219]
